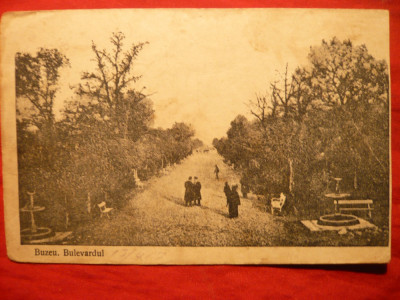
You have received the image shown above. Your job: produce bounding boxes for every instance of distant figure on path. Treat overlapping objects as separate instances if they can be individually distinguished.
[193,176,202,206]
[228,185,241,218]
[214,165,220,180]
[184,176,194,206]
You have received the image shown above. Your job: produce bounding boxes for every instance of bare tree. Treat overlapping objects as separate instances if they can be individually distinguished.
[76,32,148,138]
[270,64,295,118]
[290,67,316,122]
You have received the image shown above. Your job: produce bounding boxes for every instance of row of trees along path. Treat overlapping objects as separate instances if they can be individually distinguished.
[72,150,286,246]
[16,32,202,232]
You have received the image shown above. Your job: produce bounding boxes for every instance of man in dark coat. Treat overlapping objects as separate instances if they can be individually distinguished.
[193,176,202,206]
[224,182,231,204]
[224,182,232,217]
[184,176,193,206]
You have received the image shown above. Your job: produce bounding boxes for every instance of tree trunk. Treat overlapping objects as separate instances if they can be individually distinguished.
[87,192,91,214]
[64,195,69,229]
[288,158,294,196]
[354,169,358,190]
[123,109,129,139]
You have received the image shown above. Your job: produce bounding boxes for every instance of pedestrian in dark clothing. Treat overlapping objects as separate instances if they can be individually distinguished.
[193,176,202,206]
[214,165,220,180]
[224,182,231,203]
[184,177,194,206]
[228,185,241,218]
[224,182,232,217]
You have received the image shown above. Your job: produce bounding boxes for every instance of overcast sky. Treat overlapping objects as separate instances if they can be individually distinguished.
[4,9,389,143]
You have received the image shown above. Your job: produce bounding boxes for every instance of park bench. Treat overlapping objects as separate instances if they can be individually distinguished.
[133,169,144,189]
[271,193,286,215]
[335,199,373,218]
[98,201,113,218]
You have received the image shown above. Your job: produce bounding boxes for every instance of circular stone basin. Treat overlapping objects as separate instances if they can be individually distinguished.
[317,214,360,227]
[20,206,45,212]
[21,227,53,241]
[324,193,351,199]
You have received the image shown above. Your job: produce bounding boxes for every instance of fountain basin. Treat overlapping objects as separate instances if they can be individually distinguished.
[317,214,360,227]
[21,227,53,241]
[324,193,351,199]
[20,205,45,212]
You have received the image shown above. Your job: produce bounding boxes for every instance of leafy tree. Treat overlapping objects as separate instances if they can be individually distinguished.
[217,37,389,220]
[192,138,204,150]
[15,35,202,233]
[16,48,71,230]
[16,48,69,130]
[308,37,389,195]
[169,122,196,160]
[308,38,389,109]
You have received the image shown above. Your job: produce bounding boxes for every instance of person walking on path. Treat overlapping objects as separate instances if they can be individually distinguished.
[224,182,232,216]
[214,165,220,180]
[224,182,231,202]
[193,176,202,206]
[184,176,194,206]
[227,185,241,218]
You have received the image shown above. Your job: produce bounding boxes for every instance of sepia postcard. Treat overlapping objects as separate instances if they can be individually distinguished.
[1,9,391,264]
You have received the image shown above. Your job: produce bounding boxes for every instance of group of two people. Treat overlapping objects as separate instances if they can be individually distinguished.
[184,176,202,206]
[224,182,241,218]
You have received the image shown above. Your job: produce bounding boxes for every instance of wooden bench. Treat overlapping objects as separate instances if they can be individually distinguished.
[133,169,144,189]
[271,193,286,215]
[98,201,113,219]
[335,199,373,218]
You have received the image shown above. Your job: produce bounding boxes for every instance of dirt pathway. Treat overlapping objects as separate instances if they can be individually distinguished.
[74,150,286,246]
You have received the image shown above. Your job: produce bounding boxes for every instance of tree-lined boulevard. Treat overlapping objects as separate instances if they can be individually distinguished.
[70,150,385,246]
[16,30,389,247]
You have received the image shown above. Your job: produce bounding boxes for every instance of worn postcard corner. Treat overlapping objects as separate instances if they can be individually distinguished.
[1,8,391,264]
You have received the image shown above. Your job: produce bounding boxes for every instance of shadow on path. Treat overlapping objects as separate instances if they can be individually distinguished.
[199,204,230,218]
[163,195,230,218]
[163,195,186,207]
[209,193,225,199]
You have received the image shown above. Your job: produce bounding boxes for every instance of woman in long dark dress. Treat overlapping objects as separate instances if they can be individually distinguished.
[224,182,232,216]
[184,176,193,206]
[229,185,241,218]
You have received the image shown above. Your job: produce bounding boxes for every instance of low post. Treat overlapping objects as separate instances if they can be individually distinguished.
[27,191,37,233]
[87,192,91,214]
[65,195,69,229]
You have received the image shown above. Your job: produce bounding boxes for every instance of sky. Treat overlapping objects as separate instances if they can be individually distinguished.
[3,9,389,143]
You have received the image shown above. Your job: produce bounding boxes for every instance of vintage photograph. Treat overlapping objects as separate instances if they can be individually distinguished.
[1,9,390,263]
